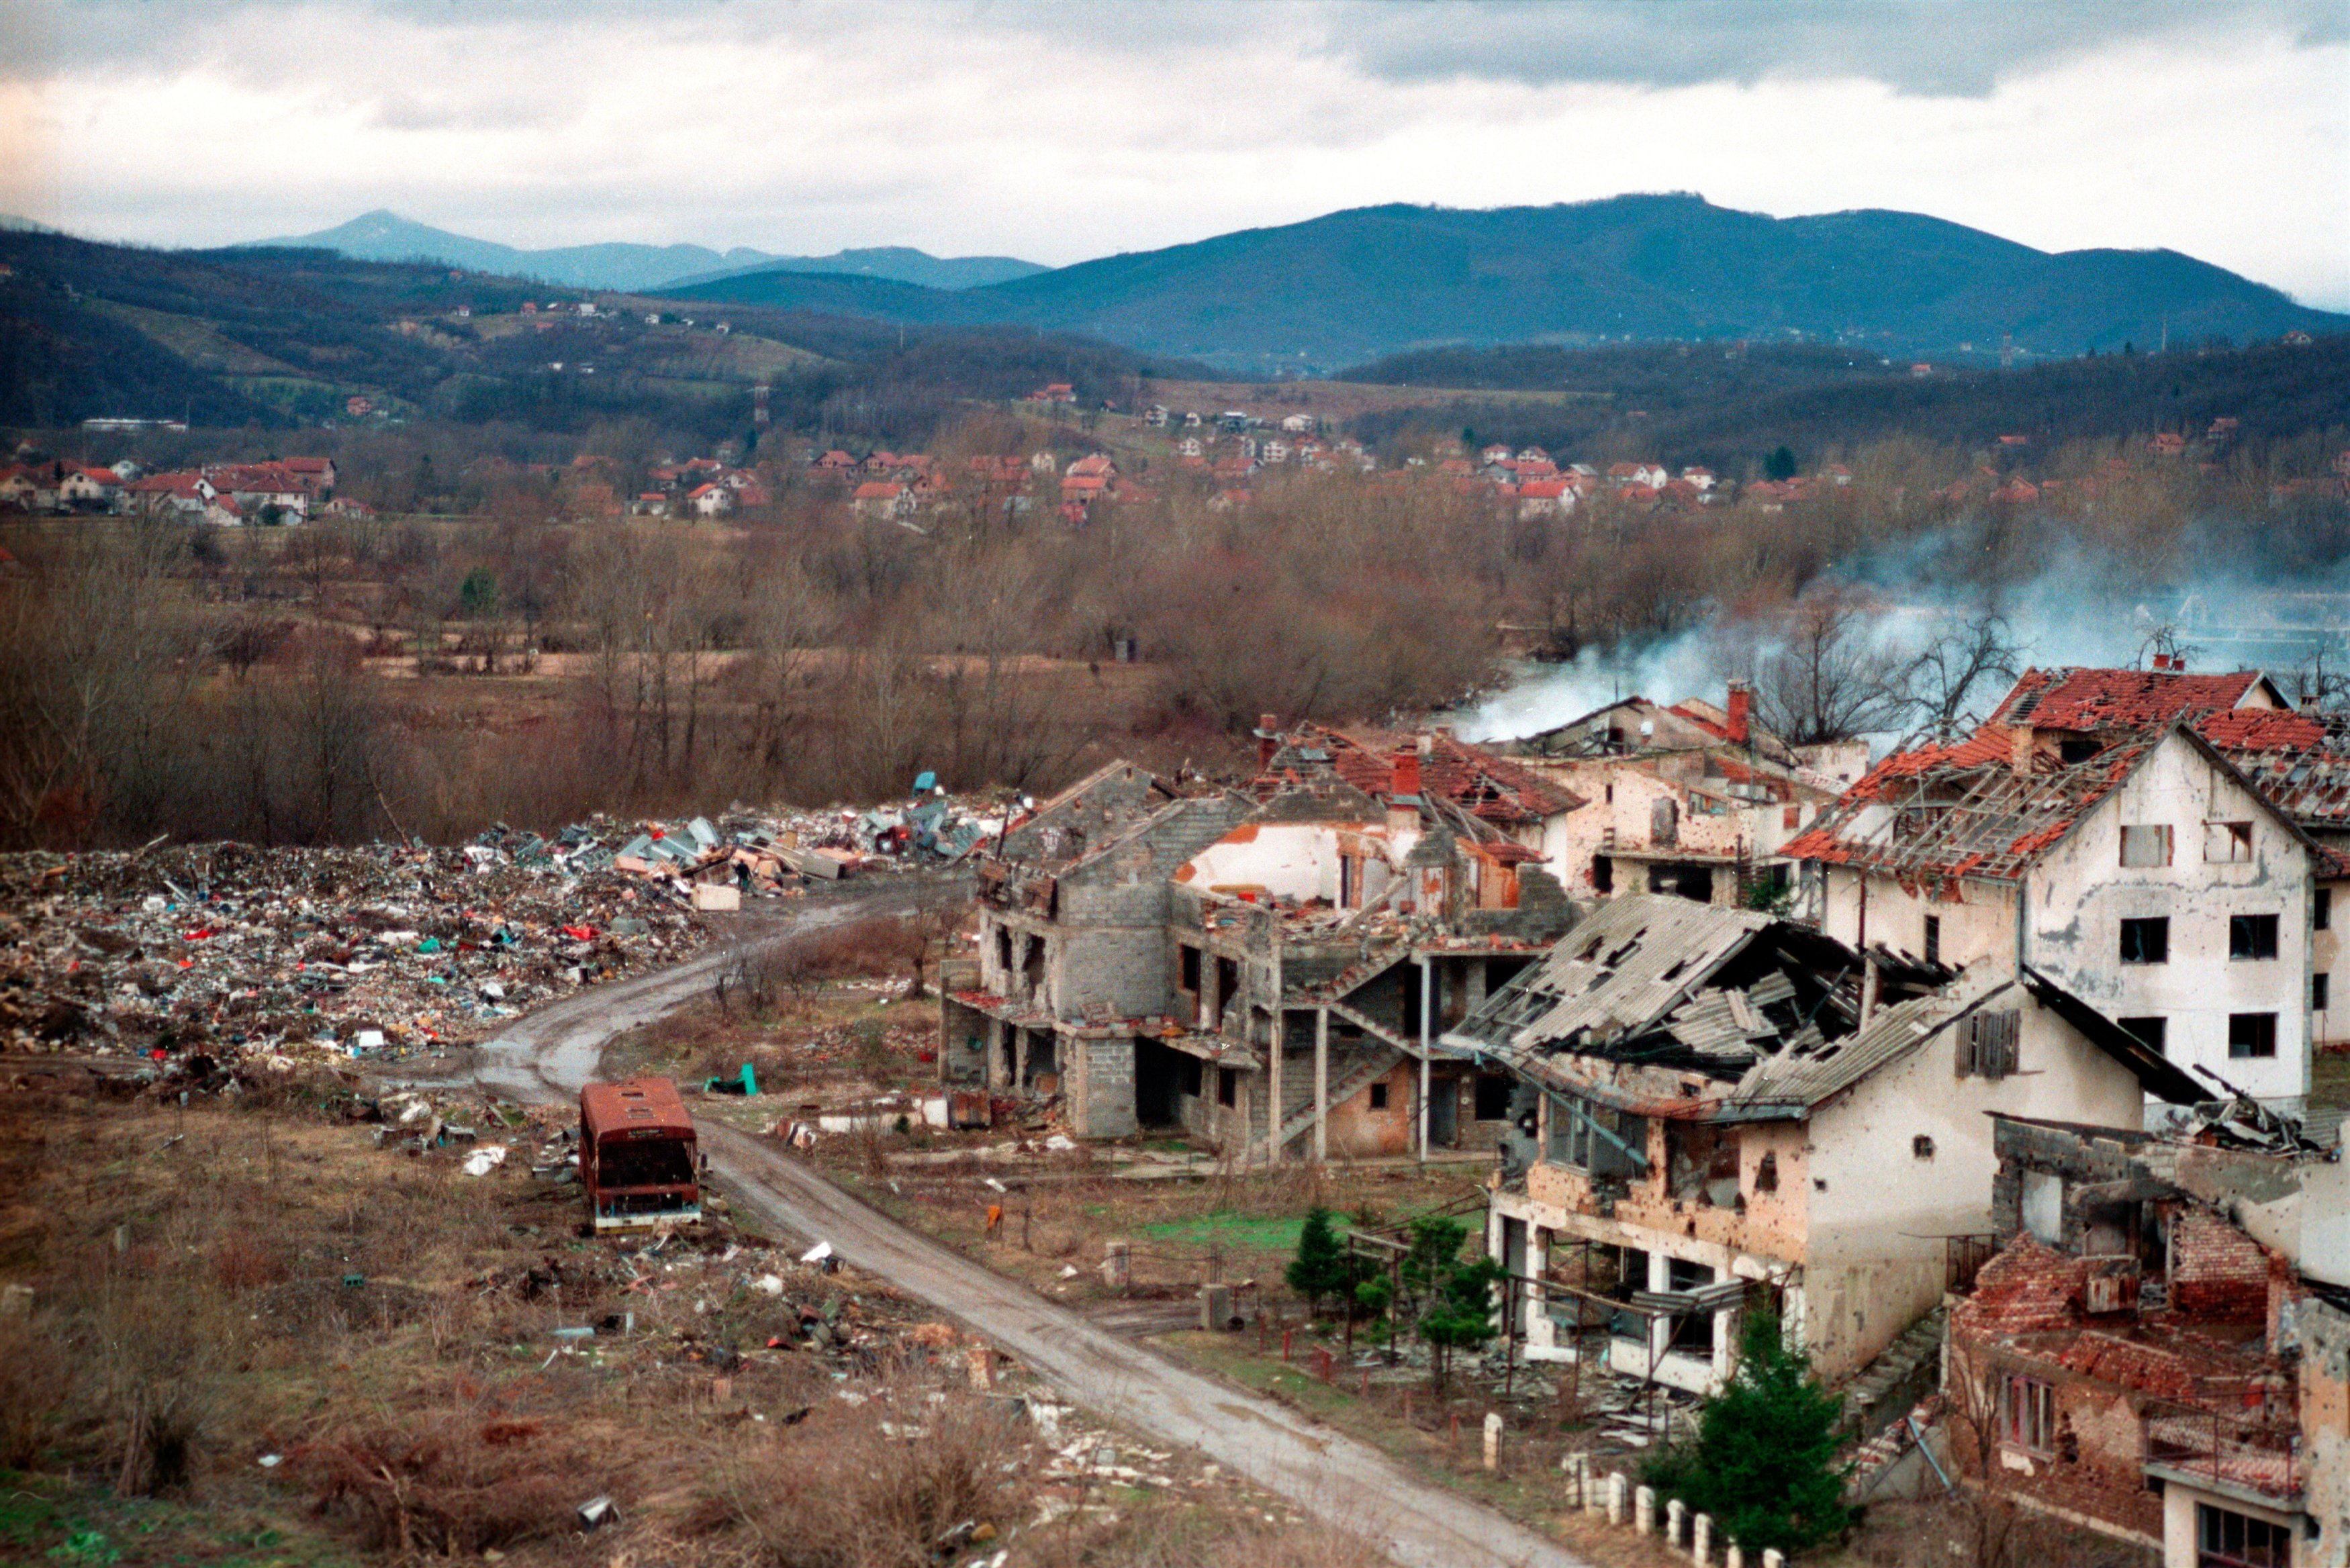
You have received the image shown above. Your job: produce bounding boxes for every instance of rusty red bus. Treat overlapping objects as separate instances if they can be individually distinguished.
[579,1077,701,1232]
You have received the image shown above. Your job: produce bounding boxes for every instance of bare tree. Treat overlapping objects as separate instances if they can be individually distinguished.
[1902,613,2027,737]
[1751,587,1911,744]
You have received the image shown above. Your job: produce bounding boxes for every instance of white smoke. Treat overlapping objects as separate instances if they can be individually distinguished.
[1454,538,2350,746]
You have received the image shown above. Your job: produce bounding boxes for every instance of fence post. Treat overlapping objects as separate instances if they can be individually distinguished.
[1693,1512,1712,1567]
[1607,1472,1626,1526]
[1666,1497,1685,1549]
[1635,1485,1656,1536]
[1726,1539,1742,1568]
[1483,1412,1502,1471]
[1762,1551,1785,1568]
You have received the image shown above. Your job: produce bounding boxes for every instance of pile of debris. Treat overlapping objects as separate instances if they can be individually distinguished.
[0,839,706,1065]
[594,781,1008,903]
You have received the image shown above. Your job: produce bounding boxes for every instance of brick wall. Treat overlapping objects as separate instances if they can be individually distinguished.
[2171,1212,2270,1324]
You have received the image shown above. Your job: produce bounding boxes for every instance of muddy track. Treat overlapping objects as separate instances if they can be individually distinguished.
[476,884,1590,1568]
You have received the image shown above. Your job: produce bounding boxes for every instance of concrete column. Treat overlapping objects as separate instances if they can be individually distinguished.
[1313,1007,1329,1163]
[1666,1498,1685,1549]
[1266,1008,1284,1168]
[1606,1473,1626,1526]
[1693,1512,1712,1567]
[1482,1412,1501,1470]
[1635,1485,1655,1536]
[1417,956,1432,1163]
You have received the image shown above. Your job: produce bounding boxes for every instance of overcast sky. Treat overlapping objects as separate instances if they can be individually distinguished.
[4,1,2345,306]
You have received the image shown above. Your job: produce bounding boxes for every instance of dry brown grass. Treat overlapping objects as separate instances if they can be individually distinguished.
[0,1077,1396,1568]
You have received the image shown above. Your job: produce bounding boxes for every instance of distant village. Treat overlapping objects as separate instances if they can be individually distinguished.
[10,388,2347,527]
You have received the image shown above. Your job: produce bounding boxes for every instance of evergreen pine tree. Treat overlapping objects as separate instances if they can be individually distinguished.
[1645,1312,1853,1557]
[1417,1253,1503,1388]
[1284,1206,1350,1317]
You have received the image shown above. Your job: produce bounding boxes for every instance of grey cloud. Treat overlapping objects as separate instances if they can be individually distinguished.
[1316,0,2348,98]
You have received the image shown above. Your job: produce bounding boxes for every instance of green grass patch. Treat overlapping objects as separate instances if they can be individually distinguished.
[1136,1212,1309,1251]
[0,1471,357,1568]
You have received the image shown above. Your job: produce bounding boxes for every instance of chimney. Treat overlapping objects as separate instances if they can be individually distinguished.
[2012,722,2036,778]
[1726,680,1752,746]
[1392,749,1421,800]
[1256,713,1280,769]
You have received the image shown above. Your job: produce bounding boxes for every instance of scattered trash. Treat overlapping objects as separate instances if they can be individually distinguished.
[256,1453,283,1468]
[461,1144,508,1177]
[800,1240,837,1270]
[576,1496,620,1531]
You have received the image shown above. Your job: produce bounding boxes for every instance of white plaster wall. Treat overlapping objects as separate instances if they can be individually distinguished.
[1802,993,2150,1378]
[1178,822,1393,904]
[2160,1481,2301,1568]
[2026,736,2312,1110]
[1819,867,2020,969]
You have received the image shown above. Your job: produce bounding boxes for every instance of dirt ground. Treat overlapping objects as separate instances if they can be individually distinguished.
[0,1066,1384,1568]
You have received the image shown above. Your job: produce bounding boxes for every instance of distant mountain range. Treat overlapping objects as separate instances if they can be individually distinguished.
[254,210,1048,293]
[660,194,2349,373]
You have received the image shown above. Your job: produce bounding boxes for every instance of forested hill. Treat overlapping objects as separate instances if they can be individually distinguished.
[668,194,2348,373]
[1342,335,2350,473]
[0,229,1170,440]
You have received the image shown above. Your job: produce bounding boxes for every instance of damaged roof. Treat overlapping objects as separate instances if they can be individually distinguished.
[1987,665,2282,733]
[1446,893,2204,1118]
[1785,714,2324,884]
[2198,707,2350,832]
[1257,722,1583,826]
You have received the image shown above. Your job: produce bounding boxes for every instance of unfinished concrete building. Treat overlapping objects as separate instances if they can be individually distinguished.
[1787,667,2329,1120]
[1447,893,2206,1402]
[941,754,1574,1161]
[1944,1109,2350,1565]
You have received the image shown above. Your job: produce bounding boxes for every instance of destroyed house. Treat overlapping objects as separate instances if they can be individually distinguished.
[1943,1110,2350,1563]
[1495,685,1850,908]
[1250,718,1587,887]
[1787,668,2326,1119]
[1447,893,2204,1395]
[2202,705,2350,1058]
[939,765,1574,1161]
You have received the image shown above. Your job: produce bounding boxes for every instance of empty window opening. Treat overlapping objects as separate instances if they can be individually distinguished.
[1752,1151,1778,1191]
[1368,1081,1390,1111]
[1179,944,1201,994]
[2000,1375,2055,1455]
[2119,917,2170,965]
[1912,1134,1936,1160]
[1923,915,1942,965]
[2120,824,2173,868]
[1217,1067,1237,1108]
[2228,1012,2278,1059]
[1474,1075,1511,1121]
[2118,1016,2168,1056]
[2205,820,2254,863]
[2318,887,2333,931]
[2318,972,2331,1013]
[2229,913,2280,960]
[2058,738,2102,765]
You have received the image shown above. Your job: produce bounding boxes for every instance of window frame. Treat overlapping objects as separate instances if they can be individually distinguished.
[2229,913,2280,961]
[2120,916,2171,965]
[1998,1373,2056,1456]
[2228,1012,2279,1060]
[2117,1016,2168,1056]
[2317,887,2333,932]
[2317,972,2331,1014]
[2196,1501,2294,1568]
[1924,914,1942,965]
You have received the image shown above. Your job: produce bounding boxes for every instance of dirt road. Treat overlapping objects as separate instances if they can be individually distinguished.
[477,891,1593,1568]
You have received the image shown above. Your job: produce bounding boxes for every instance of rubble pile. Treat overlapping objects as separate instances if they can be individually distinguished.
[605,785,1006,898]
[0,838,705,1064]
